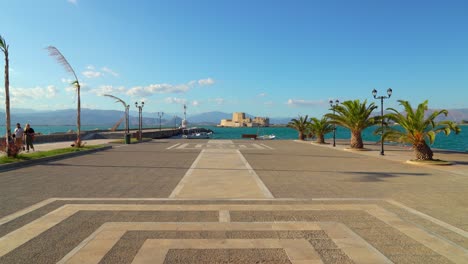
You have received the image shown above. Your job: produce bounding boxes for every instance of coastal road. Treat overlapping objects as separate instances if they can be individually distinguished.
[0,139,467,263]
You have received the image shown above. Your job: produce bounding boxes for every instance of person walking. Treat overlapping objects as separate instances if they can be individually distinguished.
[13,123,24,150]
[24,123,35,152]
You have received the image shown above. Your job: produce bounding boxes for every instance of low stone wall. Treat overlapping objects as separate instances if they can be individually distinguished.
[3,129,181,144]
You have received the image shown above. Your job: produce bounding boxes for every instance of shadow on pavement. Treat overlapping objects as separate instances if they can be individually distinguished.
[344,171,431,182]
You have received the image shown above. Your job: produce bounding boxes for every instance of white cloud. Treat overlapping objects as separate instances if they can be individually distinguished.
[86,65,94,70]
[213,98,224,105]
[82,70,102,78]
[257,93,267,97]
[126,78,215,97]
[164,97,187,104]
[126,86,145,97]
[61,78,74,84]
[67,0,78,5]
[148,83,190,94]
[287,99,326,107]
[198,78,215,86]
[46,85,58,98]
[89,85,126,95]
[65,86,76,93]
[192,100,200,107]
[264,101,274,106]
[101,67,119,77]
[11,86,58,99]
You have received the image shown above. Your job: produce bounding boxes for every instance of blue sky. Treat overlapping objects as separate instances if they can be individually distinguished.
[2,0,467,118]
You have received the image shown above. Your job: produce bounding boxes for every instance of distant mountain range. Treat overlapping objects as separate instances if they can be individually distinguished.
[0,108,467,126]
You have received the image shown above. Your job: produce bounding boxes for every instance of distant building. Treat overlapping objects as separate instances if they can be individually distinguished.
[218,112,269,127]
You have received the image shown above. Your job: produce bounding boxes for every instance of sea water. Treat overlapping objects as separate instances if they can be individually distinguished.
[208,125,468,152]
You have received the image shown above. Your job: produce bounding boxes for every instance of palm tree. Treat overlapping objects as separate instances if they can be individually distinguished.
[382,100,460,160]
[325,99,378,149]
[103,94,129,134]
[287,115,309,140]
[46,46,82,147]
[0,35,12,156]
[308,117,334,144]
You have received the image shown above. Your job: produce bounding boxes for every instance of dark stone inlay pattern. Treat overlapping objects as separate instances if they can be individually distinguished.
[163,249,292,264]
[230,210,452,264]
[99,230,351,264]
[0,211,218,264]
[316,249,354,264]
[1,200,380,237]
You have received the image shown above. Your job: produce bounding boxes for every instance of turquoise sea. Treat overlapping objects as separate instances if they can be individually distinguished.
[1,124,466,152]
[207,126,468,152]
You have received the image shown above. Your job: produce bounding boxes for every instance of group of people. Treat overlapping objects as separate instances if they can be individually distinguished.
[12,123,35,152]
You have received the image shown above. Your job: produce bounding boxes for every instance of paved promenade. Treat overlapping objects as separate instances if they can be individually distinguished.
[0,139,467,263]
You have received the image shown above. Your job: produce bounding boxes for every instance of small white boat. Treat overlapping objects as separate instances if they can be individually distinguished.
[257,134,276,140]
[183,131,212,139]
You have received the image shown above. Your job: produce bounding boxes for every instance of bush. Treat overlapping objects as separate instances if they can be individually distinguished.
[0,139,23,157]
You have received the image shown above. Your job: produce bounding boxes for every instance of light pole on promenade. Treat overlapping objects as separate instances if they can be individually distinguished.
[372,88,392,155]
[125,104,130,134]
[157,112,164,131]
[329,99,339,147]
[135,101,144,142]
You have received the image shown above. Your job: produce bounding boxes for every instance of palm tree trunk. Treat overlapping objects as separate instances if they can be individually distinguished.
[75,83,81,148]
[316,134,325,144]
[299,132,305,140]
[4,49,11,156]
[350,130,364,149]
[76,84,81,146]
[414,141,433,160]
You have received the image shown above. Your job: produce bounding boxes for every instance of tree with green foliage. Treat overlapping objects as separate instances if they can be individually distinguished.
[325,99,379,149]
[382,100,460,160]
[46,46,83,147]
[287,115,309,140]
[308,117,334,144]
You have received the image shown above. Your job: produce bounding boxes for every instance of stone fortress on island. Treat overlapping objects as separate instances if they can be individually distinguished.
[218,112,270,127]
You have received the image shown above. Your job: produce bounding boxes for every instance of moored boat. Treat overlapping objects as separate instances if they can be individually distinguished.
[257,134,276,140]
[182,127,214,139]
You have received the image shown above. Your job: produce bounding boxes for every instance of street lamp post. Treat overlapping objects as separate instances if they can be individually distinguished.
[135,101,144,142]
[157,112,164,131]
[125,104,130,134]
[372,88,392,155]
[329,99,340,147]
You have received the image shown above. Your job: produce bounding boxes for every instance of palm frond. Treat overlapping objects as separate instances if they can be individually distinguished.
[46,46,79,81]
[103,94,127,108]
[426,130,436,144]
[0,35,8,53]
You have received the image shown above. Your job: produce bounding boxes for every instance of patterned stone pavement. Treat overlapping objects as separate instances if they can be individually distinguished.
[0,139,467,263]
